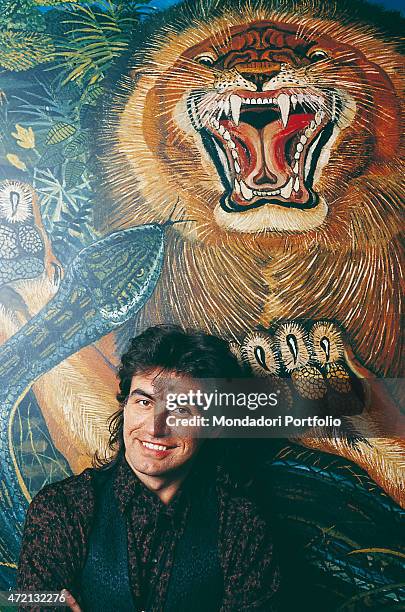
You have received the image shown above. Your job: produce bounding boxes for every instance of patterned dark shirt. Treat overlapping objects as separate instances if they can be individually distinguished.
[17,451,279,611]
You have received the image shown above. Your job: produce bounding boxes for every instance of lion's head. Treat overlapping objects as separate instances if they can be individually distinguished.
[99,0,403,249]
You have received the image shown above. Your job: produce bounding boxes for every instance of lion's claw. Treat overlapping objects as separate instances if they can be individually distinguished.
[234,319,365,419]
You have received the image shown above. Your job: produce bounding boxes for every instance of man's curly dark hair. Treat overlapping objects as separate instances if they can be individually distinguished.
[93,324,243,468]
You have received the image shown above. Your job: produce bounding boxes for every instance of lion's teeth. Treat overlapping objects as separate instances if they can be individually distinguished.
[224,98,230,116]
[213,140,231,182]
[293,176,300,192]
[331,93,337,121]
[216,99,224,119]
[280,177,293,199]
[230,94,242,126]
[234,160,241,174]
[315,110,322,125]
[240,181,253,200]
[293,161,299,173]
[277,93,291,128]
[189,96,203,130]
[305,132,322,181]
[234,179,241,194]
[253,189,280,196]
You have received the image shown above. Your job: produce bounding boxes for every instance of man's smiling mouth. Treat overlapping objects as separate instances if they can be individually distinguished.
[141,440,176,451]
[188,88,341,212]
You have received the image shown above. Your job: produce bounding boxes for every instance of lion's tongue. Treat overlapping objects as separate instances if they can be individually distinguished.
[222,113,313,197]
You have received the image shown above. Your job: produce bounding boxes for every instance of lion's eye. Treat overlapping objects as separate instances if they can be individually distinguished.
[194,53,216,66]
[308,49,329,62]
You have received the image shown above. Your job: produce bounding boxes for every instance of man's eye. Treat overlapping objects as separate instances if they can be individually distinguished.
[175,406,191,415]
[135,399,152,407]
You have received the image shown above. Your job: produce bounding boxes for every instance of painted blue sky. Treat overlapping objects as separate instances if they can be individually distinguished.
[149,0,404,14]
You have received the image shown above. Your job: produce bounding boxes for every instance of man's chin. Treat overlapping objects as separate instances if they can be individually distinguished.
[127,455,195,480]
[126,448,175,474]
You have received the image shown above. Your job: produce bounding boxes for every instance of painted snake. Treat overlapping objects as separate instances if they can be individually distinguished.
[0,223,167,564]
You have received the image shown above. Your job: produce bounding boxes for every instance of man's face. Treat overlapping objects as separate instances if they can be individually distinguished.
[123,369,204,479]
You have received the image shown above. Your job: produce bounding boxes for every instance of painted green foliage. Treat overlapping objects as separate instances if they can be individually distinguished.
[0,0,153,531]
[0,1,151,262]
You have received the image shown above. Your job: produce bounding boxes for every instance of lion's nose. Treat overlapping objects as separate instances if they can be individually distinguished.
[238,65,282,91]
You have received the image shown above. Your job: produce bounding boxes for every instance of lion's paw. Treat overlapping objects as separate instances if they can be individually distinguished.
[233,320,366,422]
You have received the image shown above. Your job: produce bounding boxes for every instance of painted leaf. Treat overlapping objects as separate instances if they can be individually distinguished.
[80,84,104,106]
[12,124,35,149]
[0,31,54,71]
[34,0,80,4]
[6,153,26,171]
[64,133,88,158]
[37,148,65,169]
[64,161,85,189]
[46,123,77,146]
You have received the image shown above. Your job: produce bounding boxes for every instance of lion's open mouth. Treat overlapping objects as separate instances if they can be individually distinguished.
[188,89,340,212]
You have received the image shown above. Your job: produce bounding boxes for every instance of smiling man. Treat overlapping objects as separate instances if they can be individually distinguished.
[17,325,280,612]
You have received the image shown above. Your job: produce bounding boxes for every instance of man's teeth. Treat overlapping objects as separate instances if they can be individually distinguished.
[142,441,171,451]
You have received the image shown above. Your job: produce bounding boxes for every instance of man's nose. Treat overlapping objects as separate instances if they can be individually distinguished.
[147,406,170,437]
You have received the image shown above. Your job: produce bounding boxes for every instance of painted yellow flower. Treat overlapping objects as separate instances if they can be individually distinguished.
[12,124,36,149]
[6,154,27,171]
